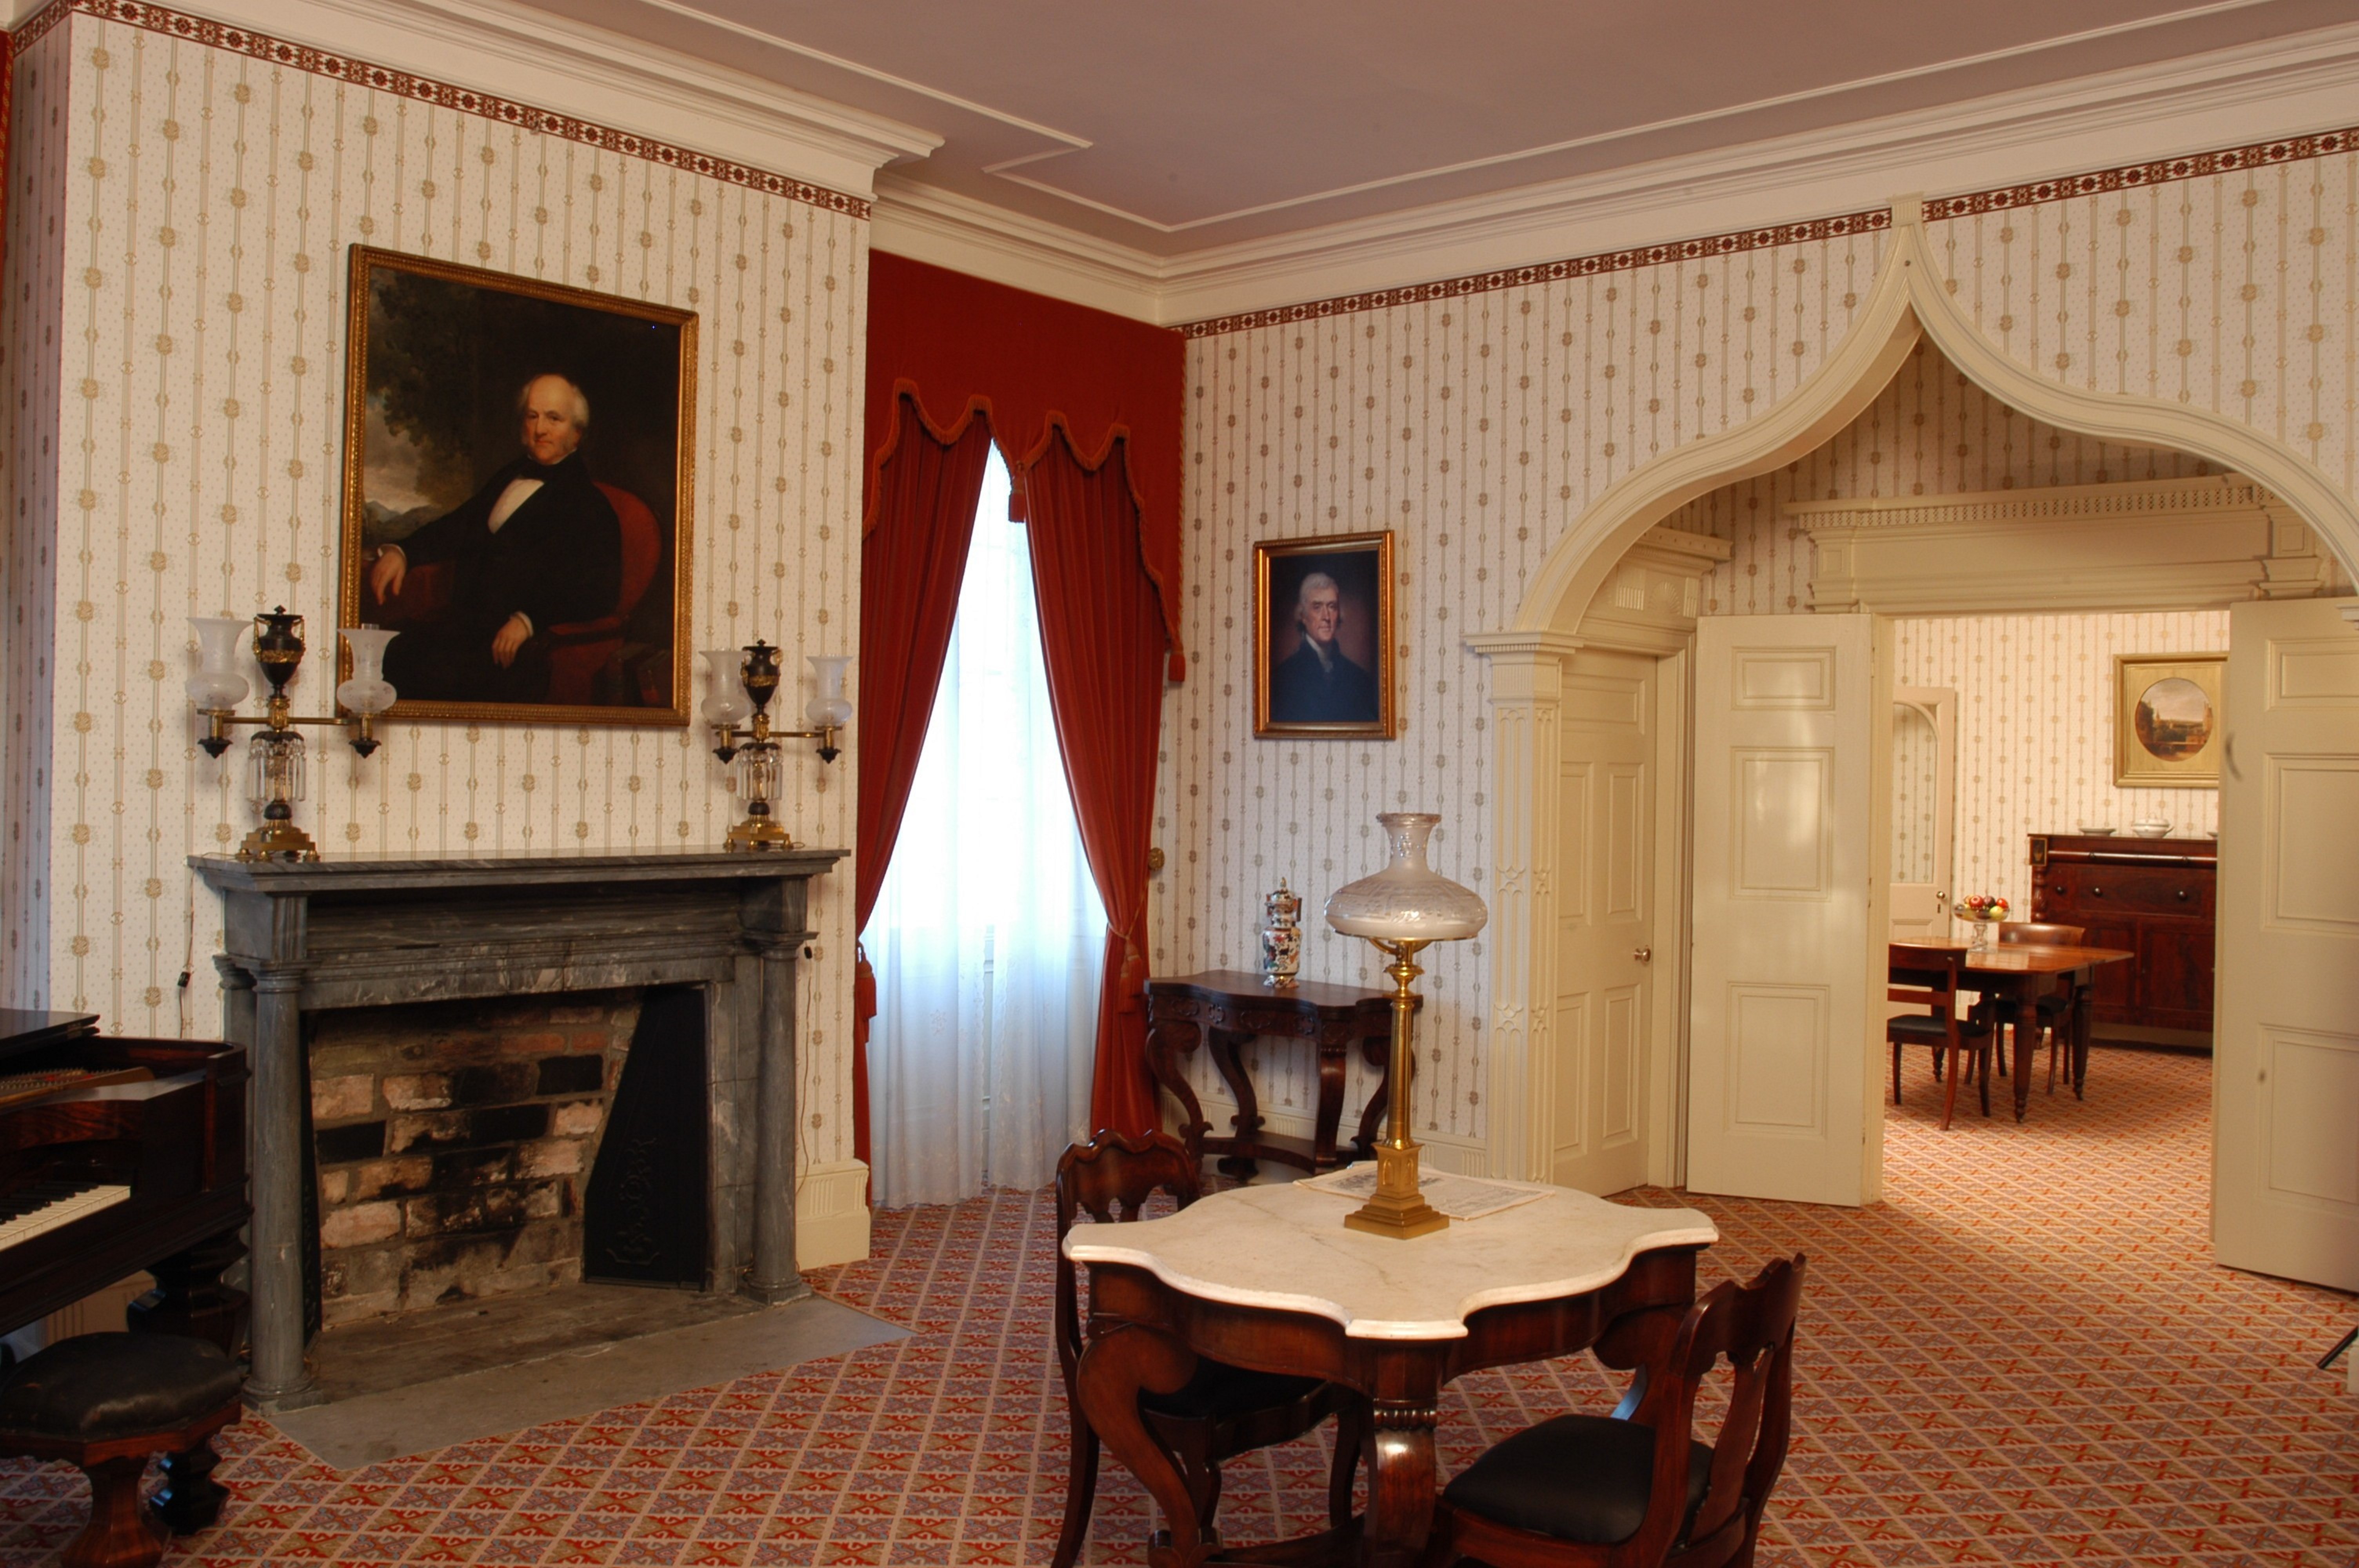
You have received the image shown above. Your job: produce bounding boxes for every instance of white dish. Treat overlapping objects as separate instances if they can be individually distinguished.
[2075,825,2115,836]
[2130,824,2172,838]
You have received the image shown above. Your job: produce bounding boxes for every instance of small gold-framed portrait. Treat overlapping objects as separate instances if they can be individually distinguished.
[339,246,698,728]
[2115,653,2225,787]
[1254,531,1396,739]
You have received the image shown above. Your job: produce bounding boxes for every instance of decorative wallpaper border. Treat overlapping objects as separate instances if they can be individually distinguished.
[1182,119,2359,338]
[1177,210,1892,338]
[1920,124,2359,220]
[8,0,872,219]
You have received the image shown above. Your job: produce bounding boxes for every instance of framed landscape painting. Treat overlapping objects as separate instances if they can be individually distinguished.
[1254,531,1396,739]
[2114,652,2225,787]
[338,247,698,726]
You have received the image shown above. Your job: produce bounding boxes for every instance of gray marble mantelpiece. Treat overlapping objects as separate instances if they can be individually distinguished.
[193,847,845,1413]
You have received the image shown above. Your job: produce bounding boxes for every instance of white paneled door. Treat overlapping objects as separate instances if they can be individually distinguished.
[1549,649,1657,1198]
[1888,686,1956,941]
[1689,614,1884,1206]
[2216,597,2359,1292]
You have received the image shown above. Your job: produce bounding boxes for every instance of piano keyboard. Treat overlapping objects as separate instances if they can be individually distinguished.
[0,1181,132,1248]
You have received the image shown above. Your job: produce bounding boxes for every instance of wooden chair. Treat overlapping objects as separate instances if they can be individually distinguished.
[1887,946,1993,1129]
[1997,922,2086,1094]
[1422,1254,1807,1568]
[1052,1130,1364,1568]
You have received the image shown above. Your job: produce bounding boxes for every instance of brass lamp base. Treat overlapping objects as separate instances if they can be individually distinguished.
[724,817,796,852]
[239,822,320,863]
[1344,1141,1449,1239]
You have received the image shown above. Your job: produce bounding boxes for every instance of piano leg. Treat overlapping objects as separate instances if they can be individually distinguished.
[149,1438,227,1536]
[66,1453,166,1568]
[126,1228,248,1357]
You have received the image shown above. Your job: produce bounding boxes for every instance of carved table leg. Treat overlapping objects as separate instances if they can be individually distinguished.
[150,1438,228,1535]
[65,1454,165,1568]
[1208,1027,1264,1181]
[2011,991,2039,1122]
[1351,1036,1389,1160]
[1310,1029,1349,1171]
[1075,1324,1209,1568]
[1363,1394,1440,1567]
[2070,978,2093,1099]
[1147,1018,1212,1167]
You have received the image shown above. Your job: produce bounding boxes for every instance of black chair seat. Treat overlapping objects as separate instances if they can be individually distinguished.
[1141,1357,1323,1421]
[1441,1412,1711,1546]
[1886,1012,1986,1042]
[0,1333,241,1442]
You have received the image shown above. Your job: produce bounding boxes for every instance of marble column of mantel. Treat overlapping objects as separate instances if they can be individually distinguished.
[192,846,846,1413]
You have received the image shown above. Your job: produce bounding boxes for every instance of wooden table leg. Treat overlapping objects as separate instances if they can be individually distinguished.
[1362,1388,1441,1567]
[1146,1018,1212,1168]
[1208,1027,1265,1180]
[1309,1031,1350,1171]
[1352,1036,1389,1160]
[1075,1324,1210,1568]
[2070,978,2093,1099]
[2012,991,2038,1122]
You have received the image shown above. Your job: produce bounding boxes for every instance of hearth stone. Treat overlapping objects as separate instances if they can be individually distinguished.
[194,848,844,1414]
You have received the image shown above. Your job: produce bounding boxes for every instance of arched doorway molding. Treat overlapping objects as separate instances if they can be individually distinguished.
[1467,194,2359,1184]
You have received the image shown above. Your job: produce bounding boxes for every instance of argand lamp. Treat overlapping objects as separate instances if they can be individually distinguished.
[1325,811,1488,1239]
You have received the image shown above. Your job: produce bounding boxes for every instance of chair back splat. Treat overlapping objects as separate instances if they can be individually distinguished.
[1052,1130,1200,1387]
[1672,1256,1807,1567]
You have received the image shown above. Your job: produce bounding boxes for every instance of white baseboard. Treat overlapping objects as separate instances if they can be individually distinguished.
[795,1160,872,1269]
[1183,1094,1491,1178]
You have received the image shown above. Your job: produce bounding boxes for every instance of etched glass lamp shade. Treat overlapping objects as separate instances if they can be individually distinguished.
[335,628,400,717]
[804,655,852,729]
[700,648,753,728]
[1324,812,1488,943]
[185,616,251,712]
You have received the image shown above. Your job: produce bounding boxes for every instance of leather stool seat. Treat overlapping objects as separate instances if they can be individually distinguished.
[0,1331,243,1568]
[0,1333,242,1441]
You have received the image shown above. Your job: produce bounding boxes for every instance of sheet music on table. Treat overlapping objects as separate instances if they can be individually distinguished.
[1297,1165,1554,1221]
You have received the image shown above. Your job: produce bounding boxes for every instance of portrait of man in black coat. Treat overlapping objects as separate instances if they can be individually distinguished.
[367,374,624,704]
[1268,571,1380,724]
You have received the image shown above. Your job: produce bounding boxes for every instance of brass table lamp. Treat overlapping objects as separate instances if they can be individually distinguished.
[1324,811,1488,1239]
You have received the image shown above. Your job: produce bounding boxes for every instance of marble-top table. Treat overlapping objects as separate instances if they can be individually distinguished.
[1065,1180,1716,1566]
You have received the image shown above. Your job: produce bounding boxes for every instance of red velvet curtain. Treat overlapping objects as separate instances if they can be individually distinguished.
[852,394,995,1176]
[1023,428,1169,1138]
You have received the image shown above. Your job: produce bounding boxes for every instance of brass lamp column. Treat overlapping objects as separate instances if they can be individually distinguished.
[1325,811,1488,1240]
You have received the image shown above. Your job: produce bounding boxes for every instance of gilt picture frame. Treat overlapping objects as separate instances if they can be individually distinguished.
[338,246,698,727]
[2114,652,2226,788]
[1254,531,1396,739]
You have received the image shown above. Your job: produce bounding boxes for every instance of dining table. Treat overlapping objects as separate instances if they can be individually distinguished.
[1062,1176,1717,1567]
[1890,941,2135,1119]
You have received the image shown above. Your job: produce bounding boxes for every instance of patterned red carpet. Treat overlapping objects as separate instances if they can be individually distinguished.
[0,1047,2349,1564]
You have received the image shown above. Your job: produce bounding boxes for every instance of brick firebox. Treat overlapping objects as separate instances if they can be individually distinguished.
[308,990,640,1326]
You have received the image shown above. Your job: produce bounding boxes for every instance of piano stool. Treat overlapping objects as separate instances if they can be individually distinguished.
[0,1332,242,1568]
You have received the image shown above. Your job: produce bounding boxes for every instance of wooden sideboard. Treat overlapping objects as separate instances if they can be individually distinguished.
[2030,833,2216,1044]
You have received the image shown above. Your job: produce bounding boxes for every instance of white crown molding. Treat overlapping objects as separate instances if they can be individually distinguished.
[868,18,2359,327]
[27,0,941,203]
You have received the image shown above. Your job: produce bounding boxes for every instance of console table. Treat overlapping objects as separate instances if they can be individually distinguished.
[1143,970,1407,1178]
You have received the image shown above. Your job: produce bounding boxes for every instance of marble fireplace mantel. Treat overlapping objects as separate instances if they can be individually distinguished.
[193,847,845,1413]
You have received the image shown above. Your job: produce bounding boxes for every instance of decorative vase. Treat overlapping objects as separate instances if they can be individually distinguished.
[1260,879,1303,987]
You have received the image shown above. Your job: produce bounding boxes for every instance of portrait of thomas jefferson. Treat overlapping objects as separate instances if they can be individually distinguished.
[340,246,696,723]
[1255,532,1394,737]
[369,374,622,705]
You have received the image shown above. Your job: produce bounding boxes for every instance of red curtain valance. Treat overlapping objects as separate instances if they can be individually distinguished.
[863,250,1188,679]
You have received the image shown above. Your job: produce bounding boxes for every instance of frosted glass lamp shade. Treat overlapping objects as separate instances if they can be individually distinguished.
[700,648,752,727]
[1325,811,1488,942]
[804,654,852,728]
[335,627,400,716]
[185,615,251,711]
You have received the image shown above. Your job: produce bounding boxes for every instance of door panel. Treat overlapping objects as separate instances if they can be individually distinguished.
[1888,687,1956,940]
[2217,597,2359,1291]
[1550,650,1656,1197]
[1690,614,1881,1206]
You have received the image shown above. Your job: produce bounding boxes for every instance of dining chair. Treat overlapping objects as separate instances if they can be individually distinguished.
[1997,921,2086,1094]
[1051,1130,1364,1568]
[1887,946,1992,1129]
[1421,1254,1807,1568]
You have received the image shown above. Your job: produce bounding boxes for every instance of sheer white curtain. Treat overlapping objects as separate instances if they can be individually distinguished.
[865,450,1104,1208]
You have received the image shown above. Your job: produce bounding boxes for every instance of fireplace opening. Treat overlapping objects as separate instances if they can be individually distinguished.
[305,989,660,1327]
[583,985,710,1287]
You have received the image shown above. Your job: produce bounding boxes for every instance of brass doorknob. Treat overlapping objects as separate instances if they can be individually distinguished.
[1633,947,1652,963]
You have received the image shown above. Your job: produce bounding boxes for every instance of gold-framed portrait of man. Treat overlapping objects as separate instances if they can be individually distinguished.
[2114,652,2225,787]
[339,247,698,727]
[1253,531,1396,739]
